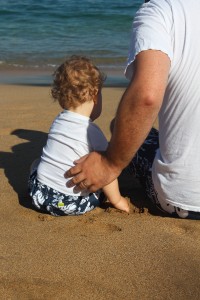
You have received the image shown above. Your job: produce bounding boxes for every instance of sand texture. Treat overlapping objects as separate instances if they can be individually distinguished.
[1,84,200,300]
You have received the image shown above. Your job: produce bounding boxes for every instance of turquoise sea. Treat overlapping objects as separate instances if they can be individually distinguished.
[0,0,143,85]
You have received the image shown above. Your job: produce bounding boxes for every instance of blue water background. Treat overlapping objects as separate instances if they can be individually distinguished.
[0,0,143,85]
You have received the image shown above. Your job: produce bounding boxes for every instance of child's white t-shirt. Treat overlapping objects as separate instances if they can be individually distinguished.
[125,0,200,212]
[37,110,108,196]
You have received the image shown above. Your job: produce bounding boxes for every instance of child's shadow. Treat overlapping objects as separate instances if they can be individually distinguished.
[0,129,47,210]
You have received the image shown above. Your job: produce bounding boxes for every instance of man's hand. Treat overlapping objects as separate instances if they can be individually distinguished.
[65,151,121,192]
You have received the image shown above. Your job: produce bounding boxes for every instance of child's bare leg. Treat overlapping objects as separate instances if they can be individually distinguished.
[103,180,130,213]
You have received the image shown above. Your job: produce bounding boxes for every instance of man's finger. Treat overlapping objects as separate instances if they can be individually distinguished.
[65,164,82,178]
[74,154,89,164]
[66,179,75,188]
[87,184,99,193]
[66,173,86,188]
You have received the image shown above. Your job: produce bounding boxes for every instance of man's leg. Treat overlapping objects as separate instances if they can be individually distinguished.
[128,128,161,207]
[128,128,200,219]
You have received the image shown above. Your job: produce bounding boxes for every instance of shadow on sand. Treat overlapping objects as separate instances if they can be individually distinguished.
[0,129,47,210]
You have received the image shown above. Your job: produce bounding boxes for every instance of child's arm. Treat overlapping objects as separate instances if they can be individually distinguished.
[102,179,130,213]
[89,124,129,213]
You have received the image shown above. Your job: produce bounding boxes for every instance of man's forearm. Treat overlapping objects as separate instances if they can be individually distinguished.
[106,83,160,171]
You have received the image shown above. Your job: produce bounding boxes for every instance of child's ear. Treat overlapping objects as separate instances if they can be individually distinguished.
[93,94,98,105]
[92,89,99,104]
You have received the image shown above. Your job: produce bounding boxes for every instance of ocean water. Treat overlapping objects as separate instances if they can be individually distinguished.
[0,0,143,84]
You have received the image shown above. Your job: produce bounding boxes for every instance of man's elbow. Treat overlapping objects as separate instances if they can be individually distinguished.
[142,92,163,110]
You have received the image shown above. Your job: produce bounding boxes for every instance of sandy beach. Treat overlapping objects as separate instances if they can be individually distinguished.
[1,83,200,300]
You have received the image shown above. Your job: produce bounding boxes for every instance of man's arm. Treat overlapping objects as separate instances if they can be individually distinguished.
[66,50,170,191]
[107,50,170,169]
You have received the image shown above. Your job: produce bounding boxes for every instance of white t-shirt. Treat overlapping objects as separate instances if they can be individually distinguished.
[37,110,108,196]
[125,0,200,212]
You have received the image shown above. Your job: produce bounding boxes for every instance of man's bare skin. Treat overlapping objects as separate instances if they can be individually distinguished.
[65,50,171,192]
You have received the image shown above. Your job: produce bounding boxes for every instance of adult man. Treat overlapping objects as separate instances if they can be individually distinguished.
[66,0,200,219]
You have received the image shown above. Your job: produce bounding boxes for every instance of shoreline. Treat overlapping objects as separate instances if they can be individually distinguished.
[0,64,129,87]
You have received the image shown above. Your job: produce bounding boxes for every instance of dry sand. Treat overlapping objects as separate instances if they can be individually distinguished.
[1,84,200,300]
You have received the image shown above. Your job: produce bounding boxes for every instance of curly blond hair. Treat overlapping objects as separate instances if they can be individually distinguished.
[51,55,106,109]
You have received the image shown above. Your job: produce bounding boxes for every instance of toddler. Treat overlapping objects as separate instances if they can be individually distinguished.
[28,55,130,216]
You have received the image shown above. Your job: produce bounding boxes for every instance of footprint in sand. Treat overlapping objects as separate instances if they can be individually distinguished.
[82,217,122,234]
[38,213,54,221]
[167,222,200,239]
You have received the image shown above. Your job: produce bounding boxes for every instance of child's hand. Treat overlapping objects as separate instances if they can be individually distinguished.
[113,196,130,213]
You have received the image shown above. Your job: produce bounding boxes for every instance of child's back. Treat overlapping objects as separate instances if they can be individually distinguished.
[37,110,107,196]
